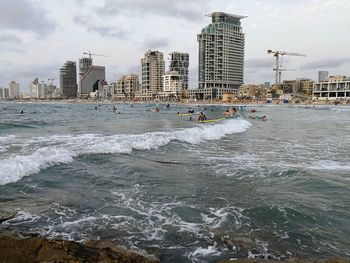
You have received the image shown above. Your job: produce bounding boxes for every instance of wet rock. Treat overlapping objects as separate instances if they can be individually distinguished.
[0,235,159,263]
[0,210,17,223]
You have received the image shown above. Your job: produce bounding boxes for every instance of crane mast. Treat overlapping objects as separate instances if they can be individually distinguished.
[267,49,306,84]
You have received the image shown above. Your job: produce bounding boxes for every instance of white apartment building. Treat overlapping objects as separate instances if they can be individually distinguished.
[313,76,350,100]
[141,50,165,96]
[8,81,20,99]
[0,87,7,99]
[163,71,182,96]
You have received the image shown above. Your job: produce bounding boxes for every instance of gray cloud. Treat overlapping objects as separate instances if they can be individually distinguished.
[0,33,24,52]
[301,58,350,70]
[0,0,56,36]
[142,38,169,50]
[74,15,128,39]
[245,58,273,69]
[98,0,209,21]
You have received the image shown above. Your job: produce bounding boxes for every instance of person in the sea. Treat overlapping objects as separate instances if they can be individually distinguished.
[224,108,230,117]
[155,107,160,112]
[188,108,194,113]
[112,106,117,112]
[198,112,207,121]
[95,106,98,110]
[20,110,24,114]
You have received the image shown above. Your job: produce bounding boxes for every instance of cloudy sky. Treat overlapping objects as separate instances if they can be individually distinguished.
[0,0,349,91]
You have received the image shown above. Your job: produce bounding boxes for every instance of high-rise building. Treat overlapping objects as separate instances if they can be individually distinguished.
[60,61,77,98]
[0,87,4,99]
[169,52,189,89]
[318,71,329,82]
[116,74,140,100]
[198,12,246,92]
[79,57,93,95]
[8,81,20,99]
[80,66,105,97]
[141,50,165,96]
[1,88,9,99]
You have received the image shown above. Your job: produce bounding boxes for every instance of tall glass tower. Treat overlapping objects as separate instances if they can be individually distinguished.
[169,52,189,89]
[198,12,246,91]
[60,61,77,98]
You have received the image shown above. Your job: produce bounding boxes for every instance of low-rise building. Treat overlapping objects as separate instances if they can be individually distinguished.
[313,75,350,100]
[298,79,314,96]
[282,80,297,94]
[188,87,236,101]
[238,84,268,99]
[163,71,182,98]
[115,74,140,101]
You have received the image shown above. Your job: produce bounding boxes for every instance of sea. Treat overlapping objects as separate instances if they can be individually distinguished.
[0,102,349,262]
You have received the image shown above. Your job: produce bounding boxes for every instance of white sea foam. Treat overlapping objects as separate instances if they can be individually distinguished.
[0,118,251,185]
[188,243,222,259]
[309,160,350,171]
[2,211,40,226]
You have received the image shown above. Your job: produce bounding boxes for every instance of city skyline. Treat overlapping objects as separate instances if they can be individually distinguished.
[0,0,350,92]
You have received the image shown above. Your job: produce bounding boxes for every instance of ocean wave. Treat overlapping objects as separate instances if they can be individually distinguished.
[0,118,251,185]
[308,160,350,171]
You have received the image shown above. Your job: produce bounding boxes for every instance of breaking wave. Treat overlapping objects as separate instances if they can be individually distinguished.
[0,118,251,185]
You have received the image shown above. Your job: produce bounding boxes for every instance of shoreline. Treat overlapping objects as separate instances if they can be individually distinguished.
[1,98,349,107]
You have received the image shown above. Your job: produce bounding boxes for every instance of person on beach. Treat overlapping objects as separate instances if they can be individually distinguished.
[198,112,207,121]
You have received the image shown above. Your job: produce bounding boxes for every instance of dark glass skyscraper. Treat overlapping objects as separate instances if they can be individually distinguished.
[60,61,77,98]
[169,52,189,89]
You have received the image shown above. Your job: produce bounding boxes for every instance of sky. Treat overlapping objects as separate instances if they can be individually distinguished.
[0,0,350,91]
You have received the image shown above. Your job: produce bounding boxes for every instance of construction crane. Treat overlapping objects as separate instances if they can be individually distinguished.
[267,49,306,84]
[83,51,108,59]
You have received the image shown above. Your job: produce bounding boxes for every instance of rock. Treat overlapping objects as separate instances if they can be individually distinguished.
[0,235,159,263]
[0,210,17,223]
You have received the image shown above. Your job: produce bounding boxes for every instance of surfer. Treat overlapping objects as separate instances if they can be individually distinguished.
[224,108,230,117]
[198,112,207,121]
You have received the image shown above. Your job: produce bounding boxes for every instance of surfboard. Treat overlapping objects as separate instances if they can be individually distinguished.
[198,117,226,123]
[176,113,193,116]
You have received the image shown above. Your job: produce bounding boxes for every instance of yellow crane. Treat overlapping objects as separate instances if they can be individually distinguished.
[83,51,108,59]
[267,49,306,84]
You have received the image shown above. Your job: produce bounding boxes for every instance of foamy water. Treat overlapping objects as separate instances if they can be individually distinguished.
[1,102,350,262]
[0,118,251,185]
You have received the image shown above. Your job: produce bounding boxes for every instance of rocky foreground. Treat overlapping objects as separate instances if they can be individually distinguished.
[1,234,350,263]
[0,234,159,263]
